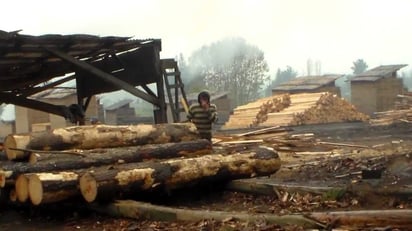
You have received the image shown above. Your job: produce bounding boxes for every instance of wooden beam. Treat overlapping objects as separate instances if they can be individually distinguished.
[20,74,76,97]
[44,47,160,106]
[0,92,69,118]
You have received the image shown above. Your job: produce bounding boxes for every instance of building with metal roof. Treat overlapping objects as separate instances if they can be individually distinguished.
[272,75,342,96]
[350,64,408,115]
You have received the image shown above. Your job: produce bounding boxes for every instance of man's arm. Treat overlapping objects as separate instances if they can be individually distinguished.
[209,104,218,123]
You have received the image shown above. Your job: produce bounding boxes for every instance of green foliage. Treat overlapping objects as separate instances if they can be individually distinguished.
[183,37,270,106]
[351,59,368,75]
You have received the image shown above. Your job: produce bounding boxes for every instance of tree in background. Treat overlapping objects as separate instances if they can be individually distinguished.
[264,66,298,96]
[184,38,270,107]
[351,59,368,74]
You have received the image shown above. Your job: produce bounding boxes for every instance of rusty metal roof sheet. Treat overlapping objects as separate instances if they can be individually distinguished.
[351,64,408,82]
[273,75,341,91]
[0,30,161,93]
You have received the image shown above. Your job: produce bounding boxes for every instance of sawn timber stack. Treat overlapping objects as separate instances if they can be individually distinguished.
[223,92,369,129]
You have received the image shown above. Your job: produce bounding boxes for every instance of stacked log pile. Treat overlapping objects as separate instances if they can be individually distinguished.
[223,92,369,129]
[223,94,291,129]
[0,123,281,206]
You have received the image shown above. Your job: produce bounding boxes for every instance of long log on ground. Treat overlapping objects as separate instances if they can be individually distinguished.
[4,123,199,160]
[91,200,324,229]
[0,140,212,188]
[79,147,281,203]
[309,209,412,229]
[225,178,412,198]
[225,178,344,196]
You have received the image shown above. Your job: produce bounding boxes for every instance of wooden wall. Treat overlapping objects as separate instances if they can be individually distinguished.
[351,77,404,115]
[15,94,100,133]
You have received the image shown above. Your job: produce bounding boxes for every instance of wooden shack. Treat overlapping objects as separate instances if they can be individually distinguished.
[350,65,407,115]
[272,75,342,96]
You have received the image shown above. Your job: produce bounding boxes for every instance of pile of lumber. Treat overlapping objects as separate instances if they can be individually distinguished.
[394,93,412,110]
[369,93,412,125]
[370,109,412,126]
[0,123,281,206]
[223,94,291,129]
[223,92,369,129]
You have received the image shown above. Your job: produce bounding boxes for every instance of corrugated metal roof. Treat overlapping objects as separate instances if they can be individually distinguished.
[105,98,134,110]
[351,64,408,82]
[31,88,76,99]
[273,75,341,91]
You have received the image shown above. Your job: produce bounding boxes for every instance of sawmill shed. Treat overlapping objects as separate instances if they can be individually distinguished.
[272,75,342,96]
[350,64,407,115]
[0,30,185,127]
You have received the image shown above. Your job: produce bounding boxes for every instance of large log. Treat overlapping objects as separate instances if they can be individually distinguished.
[15,171,81,205]
[27,172,80,205]
[0,140,212,188]
[79,147,281,203]
[4,123,200,160]
[92,200,412,229]
[91,200,323,229]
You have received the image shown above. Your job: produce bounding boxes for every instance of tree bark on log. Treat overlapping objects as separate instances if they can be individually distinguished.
[4,123,200,160]
[226,178,345,196]
[90,200,324,229]
[0,140,212,188]
[308,209,412,229]
[79,147,281,203]
[92,200,412,229]
[225,178,412,198]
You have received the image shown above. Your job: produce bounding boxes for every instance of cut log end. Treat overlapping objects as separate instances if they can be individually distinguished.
[9,189,17,202]
[80,173,97,203]
[4,135,18,160]
[4,134,32,160]
[15,175,29,203]
[29,153,39,164]
[28,175,43,205]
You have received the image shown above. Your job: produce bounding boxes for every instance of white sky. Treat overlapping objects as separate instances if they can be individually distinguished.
[1,0,412,75]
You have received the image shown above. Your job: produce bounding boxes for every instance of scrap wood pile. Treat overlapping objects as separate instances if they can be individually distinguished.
[370,93,412,126]
[223,92,369,129]
[214,126,320,153]
[394,93,412,110]
[370,109,412,126]
[0,123,281,206]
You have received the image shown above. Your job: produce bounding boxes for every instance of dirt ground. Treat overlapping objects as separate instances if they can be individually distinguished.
[0,122,412,230]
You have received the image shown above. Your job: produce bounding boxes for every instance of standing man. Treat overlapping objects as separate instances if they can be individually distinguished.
[187,91,218,142]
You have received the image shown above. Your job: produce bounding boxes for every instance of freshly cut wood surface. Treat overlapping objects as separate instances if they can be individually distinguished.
[4,123,200,160]
[27,172,80,205]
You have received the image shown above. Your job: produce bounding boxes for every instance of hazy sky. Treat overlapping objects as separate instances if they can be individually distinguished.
[1,0,412,76]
